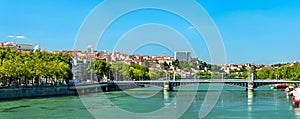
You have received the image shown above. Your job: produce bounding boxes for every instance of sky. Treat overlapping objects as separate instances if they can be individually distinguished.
[0,0,300,65]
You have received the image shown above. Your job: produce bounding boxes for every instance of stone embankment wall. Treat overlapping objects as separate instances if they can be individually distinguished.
[0,86,76,100]
[0,83,146,100]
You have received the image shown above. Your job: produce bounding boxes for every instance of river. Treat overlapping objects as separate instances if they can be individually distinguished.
[0,84,299,119]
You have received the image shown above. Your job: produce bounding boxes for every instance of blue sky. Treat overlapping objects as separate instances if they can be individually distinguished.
[0,0,300,65]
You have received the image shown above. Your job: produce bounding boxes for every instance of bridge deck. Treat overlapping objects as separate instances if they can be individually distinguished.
[70,80,300,92]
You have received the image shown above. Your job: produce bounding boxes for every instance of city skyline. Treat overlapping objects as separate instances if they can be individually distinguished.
[3,41,297,67]
[1,0,300,65]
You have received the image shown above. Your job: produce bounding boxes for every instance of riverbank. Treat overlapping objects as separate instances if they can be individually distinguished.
[0,82,146,100]
[0,86,77,100]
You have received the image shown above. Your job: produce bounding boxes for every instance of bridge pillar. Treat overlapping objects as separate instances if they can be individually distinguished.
[247,81,254,92]
[164,81,173,92]
[247,73,255,92]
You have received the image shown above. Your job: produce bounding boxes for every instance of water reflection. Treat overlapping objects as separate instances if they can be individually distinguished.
[247,92,253,117]
[164,91,170,106]
[294,108,300,117]
[163,91,178,109]
[287,93,291,101]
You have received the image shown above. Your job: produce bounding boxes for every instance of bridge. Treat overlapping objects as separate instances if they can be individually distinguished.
[70,79,300,94]
[116,80,300,91]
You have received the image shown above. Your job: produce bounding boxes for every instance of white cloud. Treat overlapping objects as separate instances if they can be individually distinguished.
[7,35,26,39]
[7,35,15,38]
[15,36,25,39]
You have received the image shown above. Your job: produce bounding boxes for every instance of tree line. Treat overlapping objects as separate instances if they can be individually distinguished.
[93,59,300,81]
[0,47,73,86]
[87,59,220,81]
[256,64,300,80]
[222,64,300,80]
[87,60,174,81]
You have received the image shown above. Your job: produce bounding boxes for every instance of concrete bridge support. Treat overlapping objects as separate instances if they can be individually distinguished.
[164,81,173,92]
[247,81,254,92]
[247,73,255,92]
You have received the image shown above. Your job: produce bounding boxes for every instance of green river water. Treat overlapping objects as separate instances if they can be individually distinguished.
[0,84,299,119]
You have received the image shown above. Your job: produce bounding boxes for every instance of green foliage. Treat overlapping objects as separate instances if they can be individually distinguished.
[111,62,130,80]
[89,61,151,81]
[149,70,165,80]
[199,62,208,70]
[163,62,170,70]
[196,72,212,79]
[129,64,149,81]
[225,73,241,79]
[87,59,111,82]
[173,60,200,72]
[172,59,180,68]
[256,64,300,80]
[0,47,73,86]
[224,71,249,79]
[169,72,181,79]
[175,74,181,79]
[179,61,191,72]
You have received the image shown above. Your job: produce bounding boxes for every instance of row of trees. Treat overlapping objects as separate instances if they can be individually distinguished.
[87,60,186,81]
[195,72,247,79]
[0,47,73,86]
[256,64,300,80]
[223,64,300,80]
[196,72,213,79]
[87,58,300,81]
[224,72,249,79]
[87,60,156,81]
[88,59,227,81]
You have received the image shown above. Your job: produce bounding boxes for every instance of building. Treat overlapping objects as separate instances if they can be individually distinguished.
[0,42,17,50]
[1,42,35,53]
[87,45,94,54]
[174,51,191,62]
[17,44,34,51]
[71,59,97,83]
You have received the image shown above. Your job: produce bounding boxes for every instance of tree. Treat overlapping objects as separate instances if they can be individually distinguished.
[0,47,73,86]
[163,62,170,70]
[255,64,300,81]
[196,72,212,79]
[133,69,143,81]
[169,72,181,80]
[87,59,111,82]
[128,64,150,81]
[111,62,130,81]
[149,70,165,80]
[173,59,180,68]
